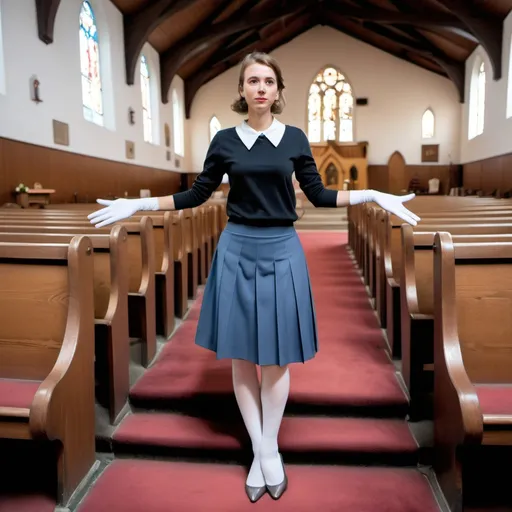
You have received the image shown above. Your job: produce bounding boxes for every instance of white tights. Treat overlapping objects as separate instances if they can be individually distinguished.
[232,359,290,487]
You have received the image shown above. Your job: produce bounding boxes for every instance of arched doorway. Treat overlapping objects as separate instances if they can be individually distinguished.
[387,151,406,195]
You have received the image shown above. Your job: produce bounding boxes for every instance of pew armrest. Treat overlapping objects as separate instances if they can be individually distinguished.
[103,225,129,326]
[437,330,484,444]
[410,313,433,322]
[138,216,155,297]
[387,276,399,289]
[434,233,483,446]
[401,224,420,314]
[29,237,96,442]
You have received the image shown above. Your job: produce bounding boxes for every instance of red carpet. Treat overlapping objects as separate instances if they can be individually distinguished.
[77,459,438,512]
[75,232,440,511]
[0,495,55,512]
[129,233,407,412]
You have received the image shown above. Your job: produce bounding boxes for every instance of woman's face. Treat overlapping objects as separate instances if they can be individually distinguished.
[240,63,279,114]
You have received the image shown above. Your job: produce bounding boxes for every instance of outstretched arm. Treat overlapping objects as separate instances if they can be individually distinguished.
[294,130,420,226]
[88,133,224,228]
[339,189,420,226]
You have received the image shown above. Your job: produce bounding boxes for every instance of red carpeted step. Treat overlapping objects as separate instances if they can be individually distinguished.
[76,459,440,512]
[129,233,408,414]
[0,494,55,512]
[113,413,418,457]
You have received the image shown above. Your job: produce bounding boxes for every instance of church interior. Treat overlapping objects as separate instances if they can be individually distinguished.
[1,0,512,510]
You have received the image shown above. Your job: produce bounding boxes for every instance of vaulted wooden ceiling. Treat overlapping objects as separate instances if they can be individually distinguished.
[36,0,512,117]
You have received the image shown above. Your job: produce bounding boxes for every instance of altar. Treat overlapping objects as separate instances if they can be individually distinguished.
[15,188,56,208]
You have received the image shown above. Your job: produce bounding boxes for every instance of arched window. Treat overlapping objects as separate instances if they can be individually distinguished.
[172,88,184,156]
[209,115,221,142]
[79,1,103,126]
[140,55,152,143]
[508,36,512,118]
[0,1,5,95]
[422,108,435,138]
[308,67,353,143]
[469,60,485,139]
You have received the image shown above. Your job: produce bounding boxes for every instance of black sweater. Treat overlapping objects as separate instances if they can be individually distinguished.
[172,125,338,227]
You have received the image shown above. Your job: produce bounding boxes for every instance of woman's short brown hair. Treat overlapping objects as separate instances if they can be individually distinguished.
[231,52,286,115]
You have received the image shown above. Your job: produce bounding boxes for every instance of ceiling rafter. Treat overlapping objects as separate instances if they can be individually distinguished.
[367,0,465,101]
[35,0,62,44]
[321,11,447,78]
[183,30,261,118]
[160,0,317,103]
[324,1,466,29]
[183,10,312,117]
[432,0,503,80]
[123,0,198,86]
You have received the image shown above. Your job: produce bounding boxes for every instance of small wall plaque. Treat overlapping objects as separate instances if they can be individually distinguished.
[421,144,439,163]
[53,120,69,146]
[126,140,135,159]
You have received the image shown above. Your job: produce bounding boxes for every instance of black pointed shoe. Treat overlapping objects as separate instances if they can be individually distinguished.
[266,454,288,500]
[245,484,266,503]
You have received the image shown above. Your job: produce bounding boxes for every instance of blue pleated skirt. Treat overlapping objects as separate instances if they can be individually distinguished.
[194,221,319,366]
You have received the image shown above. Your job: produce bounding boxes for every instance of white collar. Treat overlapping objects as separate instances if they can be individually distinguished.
[235,117,286,150]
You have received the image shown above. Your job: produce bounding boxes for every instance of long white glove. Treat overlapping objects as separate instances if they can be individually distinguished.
[88,197,159,228]
[349,190,420,226]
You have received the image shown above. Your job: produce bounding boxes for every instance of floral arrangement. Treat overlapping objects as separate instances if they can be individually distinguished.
[15,183,29,193]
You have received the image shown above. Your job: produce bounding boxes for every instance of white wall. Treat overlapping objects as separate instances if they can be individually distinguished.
[189,25,461,169]
[459,11,512,164]
[0,0,188,171]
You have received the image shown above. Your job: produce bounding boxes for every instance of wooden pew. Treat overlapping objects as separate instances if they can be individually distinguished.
[0,219,156,367]
[400,224,512,419]
[433,234,512,510]
[0,211,175,339]
[0,237,96,505]
[0,227,129,425]
[380,215,512,357]
[351,196,512,284]
[183,209,199,299]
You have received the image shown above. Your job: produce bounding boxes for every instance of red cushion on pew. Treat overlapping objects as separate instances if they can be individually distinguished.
[0,379,41,409]
[476,384,512,416]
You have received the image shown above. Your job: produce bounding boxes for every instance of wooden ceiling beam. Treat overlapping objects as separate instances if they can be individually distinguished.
[183,12,313,118]
[324,18,446,79]
[325,3,466,29]
[160,0,317,104]
[359,20,464,102]
[184,31,262,118]
[123,0,198,86]
[35,0,62,44]
[432,0,503,80]
[368,0,465,101]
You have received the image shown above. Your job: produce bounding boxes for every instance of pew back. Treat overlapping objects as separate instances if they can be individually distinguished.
[452,243,512,383]
[0,238,93,383]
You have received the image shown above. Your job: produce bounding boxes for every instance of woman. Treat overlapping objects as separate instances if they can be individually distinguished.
[88,52,420,503]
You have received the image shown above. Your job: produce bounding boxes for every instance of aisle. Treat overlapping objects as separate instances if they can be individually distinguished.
[76,232,441,511]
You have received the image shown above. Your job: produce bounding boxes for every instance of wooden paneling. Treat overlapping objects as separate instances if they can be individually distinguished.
[463,153,512,194]
[368,164,452,194]
[0,138,181,205]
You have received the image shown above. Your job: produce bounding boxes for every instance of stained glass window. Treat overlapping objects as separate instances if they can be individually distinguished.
[140,55,152,143]
[79,1,103,126]
[308,67,353,143]
[422,109,434,138]
[209,116,221,142]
